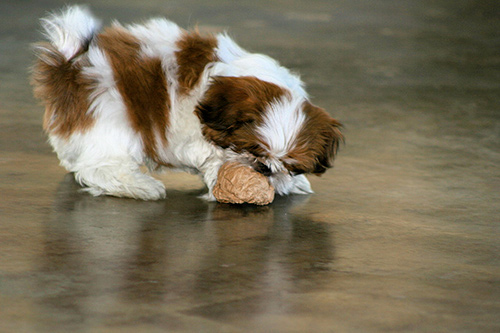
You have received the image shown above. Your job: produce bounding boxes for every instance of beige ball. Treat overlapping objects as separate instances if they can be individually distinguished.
[213,162,275,205]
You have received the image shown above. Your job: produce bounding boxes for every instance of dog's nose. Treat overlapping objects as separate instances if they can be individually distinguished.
[254,162,272,177]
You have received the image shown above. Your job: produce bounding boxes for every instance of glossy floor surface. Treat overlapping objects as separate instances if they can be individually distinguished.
[1,0,499,332]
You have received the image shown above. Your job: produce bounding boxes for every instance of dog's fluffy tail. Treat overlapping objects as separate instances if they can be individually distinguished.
[31,6,101,133]
[37,5,101,60]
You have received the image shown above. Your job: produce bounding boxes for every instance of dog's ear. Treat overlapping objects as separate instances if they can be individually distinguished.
[311,122,343,175]
[284,102,344,176]
[308,105,344,175]
[195,76,286,148]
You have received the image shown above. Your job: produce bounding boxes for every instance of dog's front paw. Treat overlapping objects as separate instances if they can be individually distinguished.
[199,192,217,202]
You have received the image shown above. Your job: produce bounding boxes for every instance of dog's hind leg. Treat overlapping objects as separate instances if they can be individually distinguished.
[73,158,166,200]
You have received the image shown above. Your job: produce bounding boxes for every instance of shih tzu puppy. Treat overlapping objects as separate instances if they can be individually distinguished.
[31,6,343,201]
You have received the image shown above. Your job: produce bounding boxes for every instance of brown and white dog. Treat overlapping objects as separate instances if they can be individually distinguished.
[32,6,343,200]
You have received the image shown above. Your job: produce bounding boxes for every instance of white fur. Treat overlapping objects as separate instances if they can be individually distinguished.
[271,173,313,195]
[41,5,101,60]
[38,6,315,201]
[257,96,307,161]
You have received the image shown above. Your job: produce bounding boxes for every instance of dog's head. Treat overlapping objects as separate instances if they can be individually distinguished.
[195,76,343,179]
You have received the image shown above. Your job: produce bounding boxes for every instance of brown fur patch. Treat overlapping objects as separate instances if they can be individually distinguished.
[284,102,343,175]
[195,76,290,156]
[31,43,96,137]
[97,26,171,163]
[175,31,218,95]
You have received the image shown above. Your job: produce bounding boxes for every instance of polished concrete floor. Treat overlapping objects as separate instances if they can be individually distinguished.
[1,0,499,332]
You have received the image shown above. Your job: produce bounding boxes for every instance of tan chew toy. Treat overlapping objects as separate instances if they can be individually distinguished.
[213,162,275,205]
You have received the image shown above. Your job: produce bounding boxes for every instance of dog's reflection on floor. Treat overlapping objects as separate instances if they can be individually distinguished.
[36,173,336,324]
